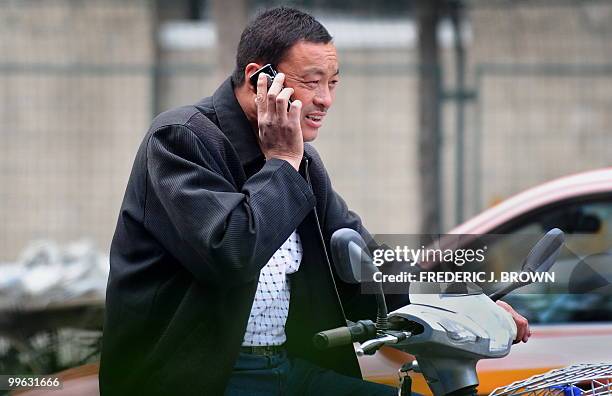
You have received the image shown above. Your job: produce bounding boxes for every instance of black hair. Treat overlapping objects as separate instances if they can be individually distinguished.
[231,6,333,86]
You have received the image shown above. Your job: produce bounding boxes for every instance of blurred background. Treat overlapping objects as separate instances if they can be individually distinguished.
[1,0,611,383]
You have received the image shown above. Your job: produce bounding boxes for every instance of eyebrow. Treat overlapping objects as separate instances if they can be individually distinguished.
[301,67,340,77]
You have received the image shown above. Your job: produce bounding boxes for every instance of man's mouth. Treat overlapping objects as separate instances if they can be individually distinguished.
[305,113,326,128]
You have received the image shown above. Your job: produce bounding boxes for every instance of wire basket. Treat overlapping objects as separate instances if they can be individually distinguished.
[489,363,612,396]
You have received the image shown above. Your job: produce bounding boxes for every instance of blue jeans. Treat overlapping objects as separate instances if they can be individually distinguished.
[224,350,398,396]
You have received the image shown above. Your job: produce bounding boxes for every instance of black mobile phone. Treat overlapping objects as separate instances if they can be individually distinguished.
[249,63,278,89]
[249,64,293,109]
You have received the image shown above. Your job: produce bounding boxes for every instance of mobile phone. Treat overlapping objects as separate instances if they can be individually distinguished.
[249,64,293,109]
[249,63,278,89]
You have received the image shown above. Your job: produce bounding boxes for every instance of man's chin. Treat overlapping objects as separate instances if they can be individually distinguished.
[302,126,320,142]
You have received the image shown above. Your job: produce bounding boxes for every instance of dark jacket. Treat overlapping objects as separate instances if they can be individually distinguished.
[99,78,381,395]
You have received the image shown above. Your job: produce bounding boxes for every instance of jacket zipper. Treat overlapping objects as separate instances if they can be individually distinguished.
[303,157,348,320]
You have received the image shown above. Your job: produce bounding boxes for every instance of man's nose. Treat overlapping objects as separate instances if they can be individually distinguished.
[313,85,333,108]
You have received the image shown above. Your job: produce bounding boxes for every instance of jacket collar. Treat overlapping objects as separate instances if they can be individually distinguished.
[212,77,264,167]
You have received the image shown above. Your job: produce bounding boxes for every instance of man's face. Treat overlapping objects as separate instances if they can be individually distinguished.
[276,41,339,142]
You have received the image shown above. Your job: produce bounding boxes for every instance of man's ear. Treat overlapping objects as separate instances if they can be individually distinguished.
[244,63,262,93]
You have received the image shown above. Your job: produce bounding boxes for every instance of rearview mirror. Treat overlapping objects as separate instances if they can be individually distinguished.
[330,228,380,284]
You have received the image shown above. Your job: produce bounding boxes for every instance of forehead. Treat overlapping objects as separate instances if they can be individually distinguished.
[280,41,339,75]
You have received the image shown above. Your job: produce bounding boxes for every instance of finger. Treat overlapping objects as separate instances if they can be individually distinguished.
[275,87,294,119]
[256,73,268,119]
[288,99,302,125]
[522,325,531,343]
[268,73,285,95]
[514,316,524,341]
[516,324,525,343]
[516,315,528,342]
[267,73,285,112]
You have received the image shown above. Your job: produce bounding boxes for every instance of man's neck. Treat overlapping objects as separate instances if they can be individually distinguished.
[234,83,259,132]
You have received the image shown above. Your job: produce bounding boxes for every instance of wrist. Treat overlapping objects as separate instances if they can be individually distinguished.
[268,155,301,171]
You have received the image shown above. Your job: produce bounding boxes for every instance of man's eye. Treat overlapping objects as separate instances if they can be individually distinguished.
[305,80,319,87]
[330,80,339,87]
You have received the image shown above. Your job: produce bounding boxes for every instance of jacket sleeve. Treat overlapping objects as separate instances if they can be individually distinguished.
[146,125,316,287]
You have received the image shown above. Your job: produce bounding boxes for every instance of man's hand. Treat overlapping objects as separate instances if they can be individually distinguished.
[496,300,531,343]
[255,72,303,171]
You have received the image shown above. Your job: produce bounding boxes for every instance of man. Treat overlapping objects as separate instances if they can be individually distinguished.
[100,7,530,396]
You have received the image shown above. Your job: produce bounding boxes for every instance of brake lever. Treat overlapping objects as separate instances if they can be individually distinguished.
[356,331,411,356]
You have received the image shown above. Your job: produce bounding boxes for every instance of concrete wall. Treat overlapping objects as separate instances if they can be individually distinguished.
[0,0,153,260]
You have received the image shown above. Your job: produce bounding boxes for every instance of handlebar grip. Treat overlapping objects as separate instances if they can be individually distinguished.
[313,320,377,350]
[313,326,352,349]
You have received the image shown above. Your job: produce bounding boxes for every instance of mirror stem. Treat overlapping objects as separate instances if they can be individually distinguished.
[375,283,389,329]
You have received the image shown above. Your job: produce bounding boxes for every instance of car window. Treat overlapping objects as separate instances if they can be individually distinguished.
[477,198,612,324]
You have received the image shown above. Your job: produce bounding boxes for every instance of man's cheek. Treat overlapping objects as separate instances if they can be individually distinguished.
[299,117,309,131]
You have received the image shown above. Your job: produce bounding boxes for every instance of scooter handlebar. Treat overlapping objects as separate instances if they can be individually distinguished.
[313,326,353,349]
[313,320,377,349]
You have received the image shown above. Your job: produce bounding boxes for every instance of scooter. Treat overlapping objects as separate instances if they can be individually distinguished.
[314,228,565,396]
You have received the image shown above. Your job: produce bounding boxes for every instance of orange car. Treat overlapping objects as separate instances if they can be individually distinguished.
[12,169,612,395]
